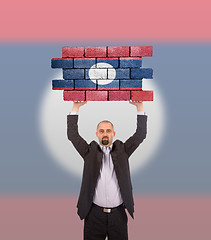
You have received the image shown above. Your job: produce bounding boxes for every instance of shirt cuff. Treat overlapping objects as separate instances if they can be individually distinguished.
[137,111,146,115]
[69,111,78,115]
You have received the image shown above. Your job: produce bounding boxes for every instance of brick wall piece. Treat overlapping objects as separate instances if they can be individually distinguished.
[109,68,130,79]
[119,80,142,90]
[131,68,153,79]
[85,47,107,57]
[62,47,84,57]
[131,90,153,101]
[130,46,153,57]
[96,58,119,68]
[107,46,130,57]
[86,91,108,101]
[97,80,119,90]
[119,57,142,68]
[63,69,84,80]
[51,58,73,68]
[63,90,85,101]
[75,80,97,90]
[52,80,74,90]
[108,91,130,101]
[85,68,107,80]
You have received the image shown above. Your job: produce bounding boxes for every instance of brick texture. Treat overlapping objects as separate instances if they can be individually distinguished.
[130,46,153,57]
[131,90,153,101]
[52,80,74,90]
[62,47,84,57]
[108,91,130,101]
[86,91,108,101]
[85,47,107,57]
[63,91,85,101]
[75,80,97,90]
[51,58,73,68]
[52,46,154,101]
[108,46,129,57]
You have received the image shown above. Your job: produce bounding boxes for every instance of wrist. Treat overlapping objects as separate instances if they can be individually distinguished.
[137,107,143,112]
[137,102,144,112]
[72,106,79,112]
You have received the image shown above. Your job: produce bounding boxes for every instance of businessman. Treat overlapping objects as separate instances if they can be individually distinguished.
[67,100,147,240]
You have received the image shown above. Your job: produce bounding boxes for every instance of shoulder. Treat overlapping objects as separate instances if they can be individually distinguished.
[113,139,124,149]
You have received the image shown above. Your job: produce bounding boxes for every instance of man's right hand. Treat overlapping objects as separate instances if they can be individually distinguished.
[72,101,87,112]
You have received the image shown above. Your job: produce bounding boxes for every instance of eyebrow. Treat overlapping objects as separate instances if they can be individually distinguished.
[98,129,112,131]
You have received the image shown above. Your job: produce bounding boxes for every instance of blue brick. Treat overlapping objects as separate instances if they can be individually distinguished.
[74,58,96,68]
[75,80,97,90]
[120,80,142,90]
[131,68,153,79]
[96,58,119,68]
[113,68,130,79]
[97,80,119,90]
[63,69,84,79]
[52,80,74,89]
[51,59,73,68]
[120,59,142,68]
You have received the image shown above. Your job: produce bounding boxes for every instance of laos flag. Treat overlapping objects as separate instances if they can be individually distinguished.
[52,46,153,101]
[1,0,211,240]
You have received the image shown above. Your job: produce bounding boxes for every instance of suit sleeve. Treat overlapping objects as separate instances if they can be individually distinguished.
[67,114,89,159]
[124,115,147,157]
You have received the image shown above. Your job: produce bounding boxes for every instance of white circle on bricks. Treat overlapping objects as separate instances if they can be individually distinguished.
[89,63,116,85]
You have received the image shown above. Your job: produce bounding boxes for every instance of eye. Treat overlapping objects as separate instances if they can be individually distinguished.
[106,129,112,133]
[99,129,104,133]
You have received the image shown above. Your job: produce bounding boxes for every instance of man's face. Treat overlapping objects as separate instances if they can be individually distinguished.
[96,122,116,147]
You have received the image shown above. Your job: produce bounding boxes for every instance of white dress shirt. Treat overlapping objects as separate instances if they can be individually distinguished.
[69,110,146,207]
[93,144,123,208]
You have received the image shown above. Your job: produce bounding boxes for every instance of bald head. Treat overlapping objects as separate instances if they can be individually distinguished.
[96,120,114,131]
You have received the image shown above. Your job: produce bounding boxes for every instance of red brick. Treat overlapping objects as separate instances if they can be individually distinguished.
[130,46,153,57]
[86,91,108,101]
[62,47,84,57]
[85,47,107,57]
[107,46,129,57]
[131,90,153,101]
[63,91,85,101]
[108,91,130,101]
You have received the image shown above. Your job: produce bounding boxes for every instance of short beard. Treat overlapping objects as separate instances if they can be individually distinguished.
[102,139,109,145]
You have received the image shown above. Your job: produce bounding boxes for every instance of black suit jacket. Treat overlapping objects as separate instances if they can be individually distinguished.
[67,114,147,220]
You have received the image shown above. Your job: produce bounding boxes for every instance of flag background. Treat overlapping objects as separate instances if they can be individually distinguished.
[0,0,211,239]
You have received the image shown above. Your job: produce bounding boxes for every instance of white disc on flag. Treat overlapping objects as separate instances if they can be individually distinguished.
[89,63,116,85]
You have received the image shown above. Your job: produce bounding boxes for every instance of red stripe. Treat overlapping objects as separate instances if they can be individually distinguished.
[0,196,210,240]
[1,0,210,41]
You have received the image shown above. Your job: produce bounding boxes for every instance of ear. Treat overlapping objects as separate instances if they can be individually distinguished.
[96,132,98,138]
[113,131,116,137]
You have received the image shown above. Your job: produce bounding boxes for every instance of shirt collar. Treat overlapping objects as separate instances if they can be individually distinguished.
[99,143,113,151]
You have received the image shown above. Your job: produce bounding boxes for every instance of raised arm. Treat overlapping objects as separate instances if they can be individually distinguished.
[124,100,147,157]
[67,101,89,159]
